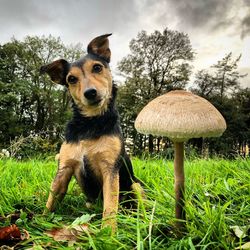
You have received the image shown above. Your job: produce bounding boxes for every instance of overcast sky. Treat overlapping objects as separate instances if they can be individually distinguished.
[0,0,249,87]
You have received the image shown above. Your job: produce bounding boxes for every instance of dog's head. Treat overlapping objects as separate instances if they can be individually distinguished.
[40,34,113,117]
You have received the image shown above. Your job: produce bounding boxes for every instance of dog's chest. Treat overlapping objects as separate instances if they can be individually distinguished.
[59,135,121,182]
[82,135,120,159]
[81,135,121,178]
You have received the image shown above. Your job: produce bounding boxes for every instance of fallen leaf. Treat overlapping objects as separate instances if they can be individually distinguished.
[0,225,21,241]
[230,225,250,239]
[235,242,250,249]
[45,224,89,244]
[45,214,93,245]
[0,224,29,248]
[71,214,95,227]
[21,229,30,240]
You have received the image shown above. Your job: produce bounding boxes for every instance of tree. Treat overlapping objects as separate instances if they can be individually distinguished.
[0,36,83,150]
[117,28,194,154]
[191,69,215,98]
[192,53,246,101]
[191,53,249,157]
[231,87,250,156]
[212,53,244,101]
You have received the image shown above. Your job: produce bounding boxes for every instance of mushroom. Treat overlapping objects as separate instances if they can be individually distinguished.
[135,90,226,230]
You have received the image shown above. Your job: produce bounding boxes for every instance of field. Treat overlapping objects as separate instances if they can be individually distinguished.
[0,157,250,249]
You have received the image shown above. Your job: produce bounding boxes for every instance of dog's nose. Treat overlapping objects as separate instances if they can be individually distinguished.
[84,88,97,100]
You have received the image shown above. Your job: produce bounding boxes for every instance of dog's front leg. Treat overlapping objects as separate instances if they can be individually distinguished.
[45,164,74,212]
[45,142,82,212]
[102,170,119,233]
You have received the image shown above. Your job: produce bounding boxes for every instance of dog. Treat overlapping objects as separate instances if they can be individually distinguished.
[40,34,144,232]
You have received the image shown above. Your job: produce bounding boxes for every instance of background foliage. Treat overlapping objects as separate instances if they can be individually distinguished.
[0,36,83,157]
[0,28,249,158]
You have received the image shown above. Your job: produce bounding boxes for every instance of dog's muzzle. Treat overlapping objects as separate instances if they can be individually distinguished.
[84,88,101,105]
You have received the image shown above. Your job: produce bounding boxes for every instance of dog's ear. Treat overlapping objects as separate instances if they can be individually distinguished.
[87,34,112,63]
[40,59,69,85]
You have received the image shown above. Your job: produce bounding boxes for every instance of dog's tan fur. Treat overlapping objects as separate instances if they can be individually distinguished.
[46,135,121,230]
[67,60,113,117]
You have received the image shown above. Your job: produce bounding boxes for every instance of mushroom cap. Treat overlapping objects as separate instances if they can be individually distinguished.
[135,90,227,142]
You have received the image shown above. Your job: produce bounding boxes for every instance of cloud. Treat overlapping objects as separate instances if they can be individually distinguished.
[1,0,247,44]
[0,0,249,87]
[0,0,139,42]
[149,0,232,33]
[241,15,250,39]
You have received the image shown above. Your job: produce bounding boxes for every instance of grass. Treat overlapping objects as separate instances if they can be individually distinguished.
[0,156,250,249]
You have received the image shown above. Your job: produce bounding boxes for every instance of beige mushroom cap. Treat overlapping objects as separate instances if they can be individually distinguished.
[135,90,227,142]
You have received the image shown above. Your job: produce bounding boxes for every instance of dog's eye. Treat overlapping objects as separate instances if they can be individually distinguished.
[67,75,78,84]
[92,64,103,73]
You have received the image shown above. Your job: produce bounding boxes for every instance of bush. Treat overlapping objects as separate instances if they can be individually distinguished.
[6,134,61,159]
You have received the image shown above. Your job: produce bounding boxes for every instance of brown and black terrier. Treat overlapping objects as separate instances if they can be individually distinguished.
[40,34,143,232]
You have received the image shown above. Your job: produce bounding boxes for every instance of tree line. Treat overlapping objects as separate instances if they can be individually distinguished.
[0,28,249,158]
[0,36,83,156]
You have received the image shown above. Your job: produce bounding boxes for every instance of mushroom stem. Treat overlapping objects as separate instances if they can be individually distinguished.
[174,141,186,229]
